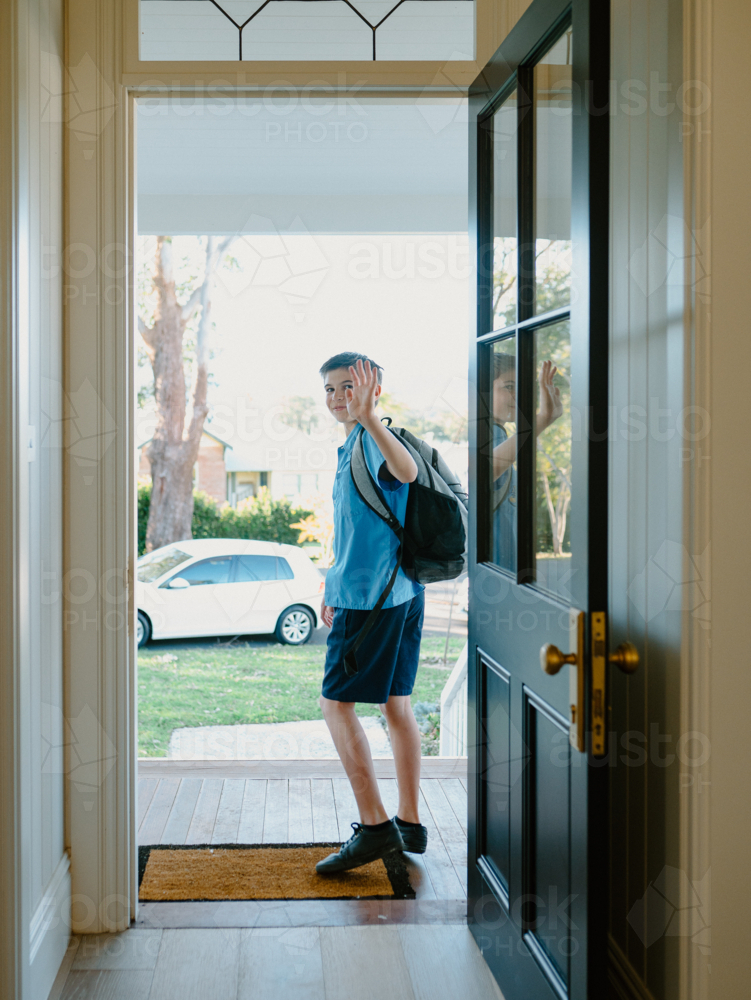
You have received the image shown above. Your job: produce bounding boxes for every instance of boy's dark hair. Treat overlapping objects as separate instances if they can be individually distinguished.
[493,353,516,381]
[319,352,383,385]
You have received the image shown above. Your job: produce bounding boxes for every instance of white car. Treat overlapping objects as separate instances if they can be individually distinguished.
[136,538,324,647]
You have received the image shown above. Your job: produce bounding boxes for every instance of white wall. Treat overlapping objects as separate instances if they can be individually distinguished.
[0,1,69,998]
[25,0,69,989]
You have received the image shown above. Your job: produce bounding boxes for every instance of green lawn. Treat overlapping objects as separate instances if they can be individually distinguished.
[138,634,465,757]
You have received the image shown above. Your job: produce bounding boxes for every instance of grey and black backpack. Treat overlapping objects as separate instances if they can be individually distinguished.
[343,420,468,675]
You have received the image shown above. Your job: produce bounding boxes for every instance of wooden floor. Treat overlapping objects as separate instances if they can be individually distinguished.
[48,768,488,999]
[50,924,504,1000]
[138,771,469,905]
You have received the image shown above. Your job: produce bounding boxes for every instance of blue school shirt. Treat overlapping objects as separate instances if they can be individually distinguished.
[324,425,424,610]
[492,422,517,570]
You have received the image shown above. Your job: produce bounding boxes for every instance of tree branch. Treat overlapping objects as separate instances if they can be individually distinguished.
[181,286,203,321]
[180,236,234,320]
[536,440,572,491]
[138,315,156,349]
[216,234,234,258]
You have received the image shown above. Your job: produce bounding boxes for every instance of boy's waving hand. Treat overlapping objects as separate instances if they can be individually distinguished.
[340,358,418,484]
[344,358,379,423]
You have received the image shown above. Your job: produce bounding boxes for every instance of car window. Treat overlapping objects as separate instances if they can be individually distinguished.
[277,557,294,580]
[163,556,232,587]
[235,554,279,582]
[137,547,191,583]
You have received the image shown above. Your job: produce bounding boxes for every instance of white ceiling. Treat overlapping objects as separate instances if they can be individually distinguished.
[136,95,572,237]
[136,98,470,233]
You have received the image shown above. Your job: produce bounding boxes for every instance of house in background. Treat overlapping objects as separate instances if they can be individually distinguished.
[138,425,342,507]
[225,427,467,508]
[225,426,340,506]
[137,429,233,505]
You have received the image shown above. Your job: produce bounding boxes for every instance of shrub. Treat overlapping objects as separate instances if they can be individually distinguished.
[231,489,313,545]
[138,481,151,555]
[190,489,225,540]
[137,482,311,555]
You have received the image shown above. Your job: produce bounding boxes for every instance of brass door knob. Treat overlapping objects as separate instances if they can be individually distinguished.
[609,641,639,674]
[540,643,577,676]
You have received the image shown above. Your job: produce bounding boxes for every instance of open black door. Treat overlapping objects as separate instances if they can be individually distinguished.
[467,2,619,999]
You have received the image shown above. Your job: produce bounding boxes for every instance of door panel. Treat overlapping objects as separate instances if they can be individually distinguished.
[480,656,511,890]
[525,693,571,987]
[468,2,611,999]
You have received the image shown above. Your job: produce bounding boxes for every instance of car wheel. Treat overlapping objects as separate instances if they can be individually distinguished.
[275,605,314,645]
[137,611,152,648]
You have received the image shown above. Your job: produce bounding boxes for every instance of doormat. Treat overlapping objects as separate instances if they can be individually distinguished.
[138,844,415,901]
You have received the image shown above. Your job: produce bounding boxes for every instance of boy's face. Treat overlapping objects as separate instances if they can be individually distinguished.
[323,366,381,423]
[493,372,516,424]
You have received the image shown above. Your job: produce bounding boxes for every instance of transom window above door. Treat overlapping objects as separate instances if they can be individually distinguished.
[139,0,475,61]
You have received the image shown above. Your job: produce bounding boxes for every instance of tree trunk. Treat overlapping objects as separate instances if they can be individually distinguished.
[139,236,228,552]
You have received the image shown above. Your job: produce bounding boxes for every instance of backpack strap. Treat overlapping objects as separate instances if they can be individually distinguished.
[344,429,409,676]
[349,428,404,536]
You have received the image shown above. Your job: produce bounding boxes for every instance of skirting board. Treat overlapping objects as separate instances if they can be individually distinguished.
[29,853,71,1000]
[137,757,468,779]
[608,935,657,1000]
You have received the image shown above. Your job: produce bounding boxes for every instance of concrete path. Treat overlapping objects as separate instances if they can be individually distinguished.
[167,715,392,761]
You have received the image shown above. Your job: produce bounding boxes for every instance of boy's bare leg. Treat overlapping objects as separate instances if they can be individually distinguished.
[320,696,389,826]
[380,695,421,824]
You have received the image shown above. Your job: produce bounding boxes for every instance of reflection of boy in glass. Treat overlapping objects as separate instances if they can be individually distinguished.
[491,353,562,569]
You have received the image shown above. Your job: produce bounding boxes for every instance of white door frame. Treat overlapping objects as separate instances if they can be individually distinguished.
[63,0,504,935]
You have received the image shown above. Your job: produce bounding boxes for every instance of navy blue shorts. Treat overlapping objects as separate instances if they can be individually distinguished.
[321,591,425,704]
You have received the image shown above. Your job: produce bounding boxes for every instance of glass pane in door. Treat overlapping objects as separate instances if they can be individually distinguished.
[534,29,573,313]
[489,337,517,573]
[534,320,572,597]
[492,90,518,329]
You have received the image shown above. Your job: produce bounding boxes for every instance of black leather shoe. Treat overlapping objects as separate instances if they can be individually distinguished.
[394,816,428,854]
[316,820,405,874]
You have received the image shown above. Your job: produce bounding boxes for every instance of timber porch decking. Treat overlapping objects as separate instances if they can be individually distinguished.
[138,759,468,904]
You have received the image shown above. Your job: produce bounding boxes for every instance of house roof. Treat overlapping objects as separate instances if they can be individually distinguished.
[225,426,340,473]
[138,428,233,453]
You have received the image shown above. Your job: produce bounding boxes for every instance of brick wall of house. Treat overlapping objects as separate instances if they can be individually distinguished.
[195,439,227,502]
[138,436,228,504]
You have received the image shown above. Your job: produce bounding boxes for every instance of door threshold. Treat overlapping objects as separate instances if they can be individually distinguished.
[137,757,468,779]
[135,897,468,928]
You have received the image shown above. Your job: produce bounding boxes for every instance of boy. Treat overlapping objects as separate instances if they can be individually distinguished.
[315,352,428,874]
[491,353,562,569]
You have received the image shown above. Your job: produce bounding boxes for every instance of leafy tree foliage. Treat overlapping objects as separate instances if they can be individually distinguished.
[278,395,325,434]
[378,392,467,444]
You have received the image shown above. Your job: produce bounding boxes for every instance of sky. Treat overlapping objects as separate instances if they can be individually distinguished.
[136,232,470,448]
